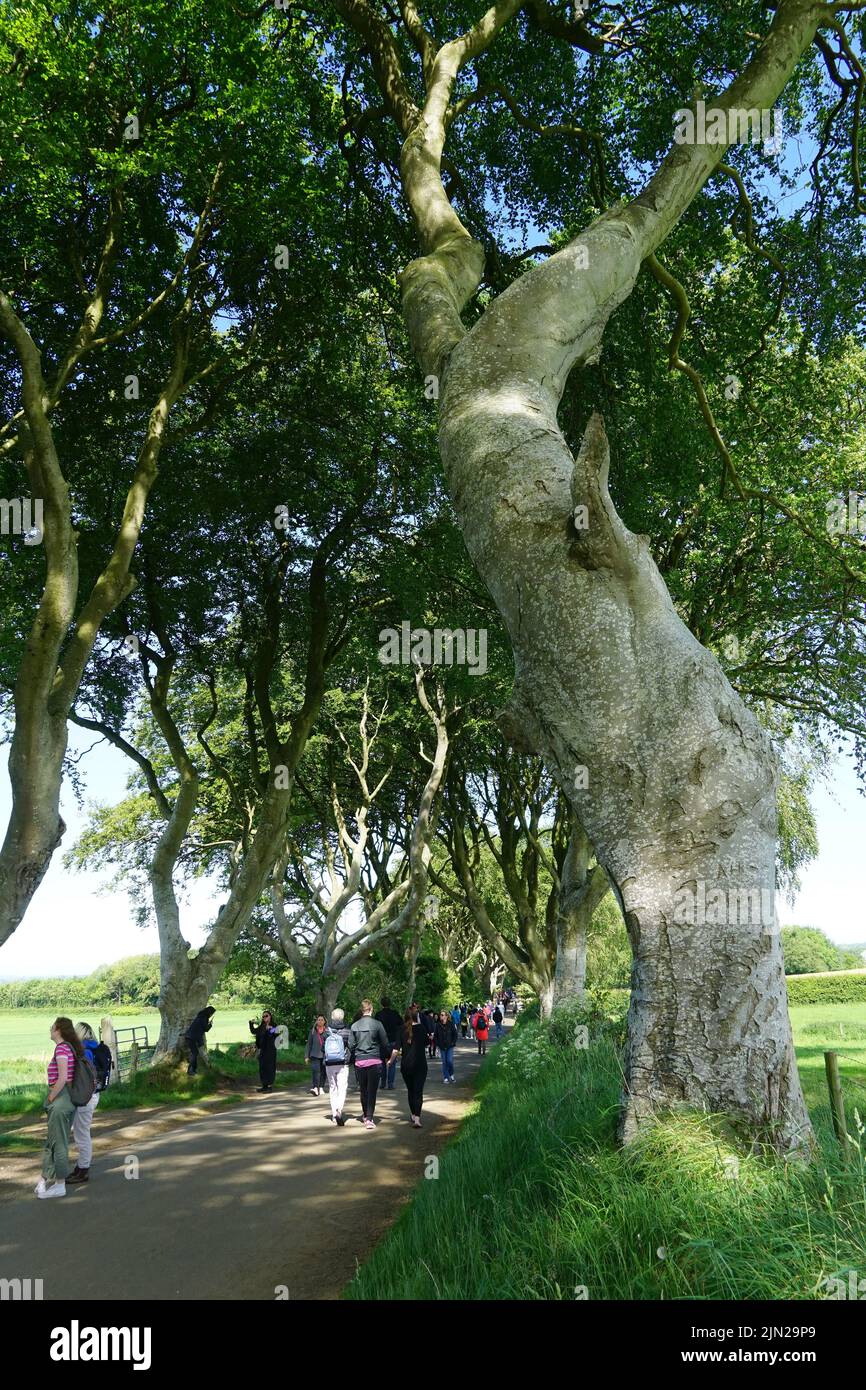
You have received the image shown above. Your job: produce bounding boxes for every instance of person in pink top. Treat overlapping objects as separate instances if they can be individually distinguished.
[35,1017,83,1199]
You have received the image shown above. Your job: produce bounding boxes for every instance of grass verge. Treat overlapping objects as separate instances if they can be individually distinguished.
[346,1013,866,1300]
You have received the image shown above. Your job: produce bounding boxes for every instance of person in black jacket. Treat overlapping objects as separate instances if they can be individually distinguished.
[185,1007,215,1075]
[399,1006,428,1128]
[349,1000,396,1129]
[249,1010,279,1091]
[434,1009,459,1084]
[422,1009,437,1058]
[375,996,403,1091]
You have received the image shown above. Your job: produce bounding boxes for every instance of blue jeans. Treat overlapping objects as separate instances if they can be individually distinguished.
[440,1046,455,1080]
[381,1056,397,1089]
[494,1023,503,1039]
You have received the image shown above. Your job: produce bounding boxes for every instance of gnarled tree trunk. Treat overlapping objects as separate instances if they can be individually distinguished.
[332,0,819,1152]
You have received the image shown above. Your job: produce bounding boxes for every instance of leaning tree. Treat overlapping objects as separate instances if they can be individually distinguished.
[322,0,866,1149]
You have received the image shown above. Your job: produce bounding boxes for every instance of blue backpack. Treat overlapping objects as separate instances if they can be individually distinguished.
[324,1027,347,1063]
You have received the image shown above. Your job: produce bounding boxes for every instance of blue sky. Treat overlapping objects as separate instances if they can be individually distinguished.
[0,722,863,980]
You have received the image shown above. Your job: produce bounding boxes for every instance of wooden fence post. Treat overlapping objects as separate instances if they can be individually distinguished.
[824,1050,853,1161]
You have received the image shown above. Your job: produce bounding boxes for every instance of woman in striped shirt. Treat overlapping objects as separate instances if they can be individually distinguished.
[35,1017,83,1200]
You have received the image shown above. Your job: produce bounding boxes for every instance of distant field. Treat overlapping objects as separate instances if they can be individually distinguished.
[788,1002,866,1134]
[0,1007,264,1082]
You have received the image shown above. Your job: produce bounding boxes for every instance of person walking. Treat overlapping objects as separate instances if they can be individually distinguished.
[474,1007,489,1056]
[423,1008,437,1058]
[35,1018,83,1199]
[185,1006,215,1076]
[375,996,403,1091]
[66,1022,109,1187]
[305,1015,328,1095]
[435,1009,458,1084]
[450,1003,461,1033]
[349,1000,395,1129]
[459,1003,468,1039]
[323,1008,352,1125]
[492,1003,504,1041]
[400,1005,428,1128]
[249,1010,279,1092]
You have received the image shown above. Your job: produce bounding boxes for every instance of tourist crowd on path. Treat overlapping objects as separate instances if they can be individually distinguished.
[33,990,516,1196]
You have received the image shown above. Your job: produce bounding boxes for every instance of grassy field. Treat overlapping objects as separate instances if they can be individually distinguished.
[789,1003,866,1128]
[0,1006,272,1092]
[0,1007,307,1127]
[347,1001,866,1301]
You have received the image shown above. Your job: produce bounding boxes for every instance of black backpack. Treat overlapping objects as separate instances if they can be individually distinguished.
[92,1042,113,1089]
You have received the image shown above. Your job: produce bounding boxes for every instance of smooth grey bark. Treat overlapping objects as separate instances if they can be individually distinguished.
[334,0,821,1151]
[447,407,808,1147]
[552,821,609,1008]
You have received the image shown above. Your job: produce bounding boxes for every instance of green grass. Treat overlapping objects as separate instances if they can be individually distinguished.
[0,1006,263,1062]
[346,1004,866,1301]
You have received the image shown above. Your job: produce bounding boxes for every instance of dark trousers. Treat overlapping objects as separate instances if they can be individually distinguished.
[187,1039,201,1074]
[403,1069,426,1117]
[381,1056,397,1089]
[477,1038,487,1055]
[259,1049,277,1087]
[460,1023,467,1037]
[310,1060,325,1089]
[357,1064,381,1119]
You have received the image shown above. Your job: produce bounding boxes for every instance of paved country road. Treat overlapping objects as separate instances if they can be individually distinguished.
[0,1031,503,1300]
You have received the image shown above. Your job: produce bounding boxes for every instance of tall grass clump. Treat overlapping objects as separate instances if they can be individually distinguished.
[346,996,866,1301]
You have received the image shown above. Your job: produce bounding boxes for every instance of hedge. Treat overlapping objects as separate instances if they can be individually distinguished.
[785,973,866,1005]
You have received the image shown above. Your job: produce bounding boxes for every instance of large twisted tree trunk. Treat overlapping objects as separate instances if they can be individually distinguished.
[446,400,806,1147]
[334,0,819,1150]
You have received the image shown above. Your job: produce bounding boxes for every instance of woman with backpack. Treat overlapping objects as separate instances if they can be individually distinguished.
[323,1008,352,1125]
[474,1007,489,1056]
[35,1017,86,1199]
[435,1009,459,1084]
[305,1015,328,1095]
[249,1010,279,1092]
[66,1022,107,1187]
[399,1005,428,1128]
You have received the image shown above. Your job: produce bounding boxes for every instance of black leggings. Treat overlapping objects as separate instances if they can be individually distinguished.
[259,1047,276,1087]
[357,1064,381,1119]
[402,1068,426,1117]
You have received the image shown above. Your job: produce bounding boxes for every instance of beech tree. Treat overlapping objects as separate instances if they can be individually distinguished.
[252,671,453,1017]
[435,750,610,1013]
[325,0,866,1150]
[0,0,336,943]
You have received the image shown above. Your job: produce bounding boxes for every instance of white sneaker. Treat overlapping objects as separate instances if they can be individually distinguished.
[37,1181,66,1199]
[34,1178,47,1195]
